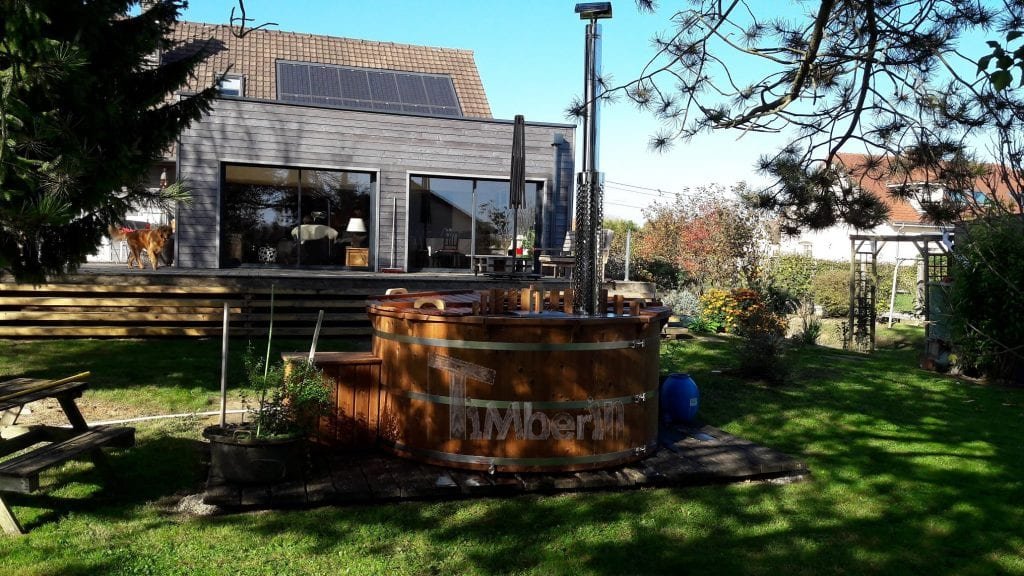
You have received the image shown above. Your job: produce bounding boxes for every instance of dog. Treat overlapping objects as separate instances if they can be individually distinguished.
[109,224,173,270]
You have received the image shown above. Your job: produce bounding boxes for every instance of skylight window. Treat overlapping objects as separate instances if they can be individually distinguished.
[217,74,244,97]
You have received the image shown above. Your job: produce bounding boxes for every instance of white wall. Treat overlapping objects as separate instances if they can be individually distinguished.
[777,222,949,263]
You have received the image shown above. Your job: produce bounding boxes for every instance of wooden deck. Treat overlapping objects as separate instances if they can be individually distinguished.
[0,264,656,339]
[202,424,809,509]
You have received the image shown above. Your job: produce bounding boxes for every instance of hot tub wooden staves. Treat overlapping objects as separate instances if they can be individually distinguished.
[368,289,671,473]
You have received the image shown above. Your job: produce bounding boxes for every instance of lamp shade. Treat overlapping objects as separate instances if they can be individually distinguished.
[346,218,367,233]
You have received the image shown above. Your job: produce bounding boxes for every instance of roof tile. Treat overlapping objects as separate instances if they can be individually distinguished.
[165,21,492,118]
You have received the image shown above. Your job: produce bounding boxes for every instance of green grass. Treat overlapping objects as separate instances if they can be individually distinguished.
[1,330,1023,575]
[0,338,363,415]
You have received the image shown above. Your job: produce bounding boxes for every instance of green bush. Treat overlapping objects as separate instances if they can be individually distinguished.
[687,315,717,334]
[768,256,920,319]
[949,216,1024,383]
[875,261,920,315]
[810,268,851,317]
[794,303,823,346]
[768,254,817,299]
[632,258,686,290]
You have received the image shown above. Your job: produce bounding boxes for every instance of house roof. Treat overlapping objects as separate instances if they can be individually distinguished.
[832,152,1016,224]
[164,22,493,118]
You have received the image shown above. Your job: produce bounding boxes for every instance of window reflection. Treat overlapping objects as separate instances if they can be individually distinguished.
[222,164,373,267]
[407,175,539,271]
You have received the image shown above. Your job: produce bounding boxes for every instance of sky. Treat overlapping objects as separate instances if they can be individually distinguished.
[179,0,790,223]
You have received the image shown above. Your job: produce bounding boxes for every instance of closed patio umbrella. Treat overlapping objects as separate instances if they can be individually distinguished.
[510,115,526,266]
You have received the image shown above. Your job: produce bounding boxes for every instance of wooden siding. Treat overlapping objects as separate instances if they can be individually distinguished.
[177,99,575,270]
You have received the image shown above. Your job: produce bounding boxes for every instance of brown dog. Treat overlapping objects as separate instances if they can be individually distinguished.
[109,224,173,270]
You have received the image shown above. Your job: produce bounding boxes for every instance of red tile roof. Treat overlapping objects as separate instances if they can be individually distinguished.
[832,153,1017,224]
[165,21,492,118]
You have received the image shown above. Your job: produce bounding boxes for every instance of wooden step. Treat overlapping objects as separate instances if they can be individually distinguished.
[0,427,135,493]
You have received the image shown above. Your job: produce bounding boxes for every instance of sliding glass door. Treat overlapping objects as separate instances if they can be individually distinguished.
[222,164,374,267]
[408,175,540,271]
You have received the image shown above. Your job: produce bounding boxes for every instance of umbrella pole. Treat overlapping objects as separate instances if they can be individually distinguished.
[512,207,518,271]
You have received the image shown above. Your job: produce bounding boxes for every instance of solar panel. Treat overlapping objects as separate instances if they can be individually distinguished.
[309,66,341,98]
[368,71,400,103]
[396,74,428,105]
[338,68,371,100]
[277,61,462,117]
[372,101,403,113]
[278,62,311,96]
[423,76,459,108]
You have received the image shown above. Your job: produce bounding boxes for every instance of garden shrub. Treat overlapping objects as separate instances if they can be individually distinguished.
[767,254,817,299]
[632,258,686,291]
[686,315,716,334]
[810,268,851,317]
[661,289,700,319]
[731,289,790,383]
[691,287,790,381]
[792,302,822,346]
[949,216,1024,383]
[697,288,737,333]
[875,261,921,316]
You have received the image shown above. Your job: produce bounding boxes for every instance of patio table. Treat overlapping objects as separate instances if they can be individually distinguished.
[0,374,134,535]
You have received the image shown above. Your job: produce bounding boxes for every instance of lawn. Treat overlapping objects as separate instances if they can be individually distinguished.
[1,329,1022,576]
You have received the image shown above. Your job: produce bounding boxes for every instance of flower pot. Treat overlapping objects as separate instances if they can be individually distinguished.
[202,425,305,484]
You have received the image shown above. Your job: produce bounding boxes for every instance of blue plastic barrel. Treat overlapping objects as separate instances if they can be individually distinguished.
[661,373,699,423]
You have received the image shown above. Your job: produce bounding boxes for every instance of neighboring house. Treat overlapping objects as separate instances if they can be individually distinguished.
[776,152,1010,262]
[96,21,575,271]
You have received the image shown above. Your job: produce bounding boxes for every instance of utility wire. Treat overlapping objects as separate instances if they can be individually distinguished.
[604,184,666,198]
[604,180,680,197]
[605,180,704,199]
[604,199,649,210]
[605,180,666,193]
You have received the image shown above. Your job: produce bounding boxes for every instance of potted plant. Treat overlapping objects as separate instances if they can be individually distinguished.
[203,343,330,484]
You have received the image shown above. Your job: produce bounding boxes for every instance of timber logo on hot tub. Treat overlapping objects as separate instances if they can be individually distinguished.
[428,353,625,442]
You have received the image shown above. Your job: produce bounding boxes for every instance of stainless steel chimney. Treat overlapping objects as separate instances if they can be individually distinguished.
[573,2,612,316]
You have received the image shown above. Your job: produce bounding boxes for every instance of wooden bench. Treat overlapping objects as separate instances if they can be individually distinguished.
[0,375,135,535]
[0,427,135,494]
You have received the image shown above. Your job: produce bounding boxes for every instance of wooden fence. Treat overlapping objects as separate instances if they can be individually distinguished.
[0,283,369,338]
[0,272,655,339]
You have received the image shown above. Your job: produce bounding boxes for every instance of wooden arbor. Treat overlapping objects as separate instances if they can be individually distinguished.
[848,233,953,352]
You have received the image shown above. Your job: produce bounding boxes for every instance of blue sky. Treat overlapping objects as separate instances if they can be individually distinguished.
[180,0,788,222]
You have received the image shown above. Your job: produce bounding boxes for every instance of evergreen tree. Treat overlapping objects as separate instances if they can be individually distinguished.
[597,1,1023,232]
[0,0,217,282]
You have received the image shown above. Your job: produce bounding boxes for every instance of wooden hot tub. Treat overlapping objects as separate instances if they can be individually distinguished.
[369,288,670,473]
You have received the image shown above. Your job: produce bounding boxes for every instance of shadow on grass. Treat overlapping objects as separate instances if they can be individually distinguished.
[187,337,1024,575]
[6,433,207,533]
[0,337,368,396]
[3,333,1023,574]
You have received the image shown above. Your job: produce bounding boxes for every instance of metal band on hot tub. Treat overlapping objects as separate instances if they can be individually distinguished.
[392,388,658,410]
[379,437,658,468]
[372,329,659,352]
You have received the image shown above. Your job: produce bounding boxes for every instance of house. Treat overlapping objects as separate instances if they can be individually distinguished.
[97,21,575,271]
[776,152,1011,262]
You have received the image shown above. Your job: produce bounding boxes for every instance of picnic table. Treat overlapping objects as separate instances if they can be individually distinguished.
[0,373,134,535]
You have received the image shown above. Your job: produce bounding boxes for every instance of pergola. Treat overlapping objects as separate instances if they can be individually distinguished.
[848,232,953,352]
